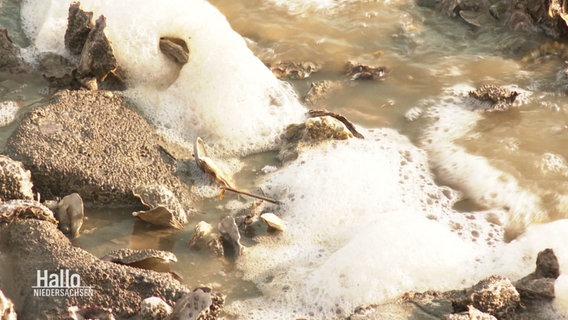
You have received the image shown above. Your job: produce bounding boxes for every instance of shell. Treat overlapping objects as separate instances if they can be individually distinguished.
[101,248,177,268]
[260,213,286,232]
[188,221,213,247]
[218,216,244,257]
[132,184,187,228]
[0,200,57,225]
[194,137,233,188]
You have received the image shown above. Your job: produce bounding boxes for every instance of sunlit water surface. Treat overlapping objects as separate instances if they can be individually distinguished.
[2,0,568,318]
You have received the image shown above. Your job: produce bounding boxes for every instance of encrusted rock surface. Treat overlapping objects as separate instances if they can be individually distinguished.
[514,248,559,301]
[5,90,192,206]
[0,28,30,74]
[0,219,190,319]
[64,2,94,55]
[0,200,57,226]
[0,155,34,202]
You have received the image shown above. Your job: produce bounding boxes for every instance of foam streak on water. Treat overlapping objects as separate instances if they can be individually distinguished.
[21,0,306,155]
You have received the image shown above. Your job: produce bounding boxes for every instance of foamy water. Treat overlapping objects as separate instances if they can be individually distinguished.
[12,0,568,319]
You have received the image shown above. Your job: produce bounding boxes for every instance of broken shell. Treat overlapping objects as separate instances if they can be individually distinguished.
[194,137,233,188]
[133,207,184,229]
[260,213,286,232]
[0,200,57,225]
[132,184,188,228]
[53,193,84,238]
[188,221,214,248]
[101,248,177,271]
[218,216,244,257]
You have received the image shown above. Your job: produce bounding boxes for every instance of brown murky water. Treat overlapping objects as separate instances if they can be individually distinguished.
[2,0,568,310]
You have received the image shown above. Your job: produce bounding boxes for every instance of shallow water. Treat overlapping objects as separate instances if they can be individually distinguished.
[2,0,568,318]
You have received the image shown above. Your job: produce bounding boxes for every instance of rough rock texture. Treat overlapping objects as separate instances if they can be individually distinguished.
[466,275,520,318]
[0,155,34,202]
[140,296,173,320]
[444,305,497,320]
[269,61,320,80]
[0,29,30,74]
[468,85,519,112]
[514,248,559,301]
[0,219,191,319]
[5,90,193,206]
[77,15,117,80]
[64,2,94,55]
[133,184,189,227]
[168,288,225,320]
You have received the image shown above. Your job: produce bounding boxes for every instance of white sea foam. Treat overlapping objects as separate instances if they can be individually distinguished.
[228,129,506,318]
[0,101,19,127]
[21,0,306,155]
[419,90,546,235]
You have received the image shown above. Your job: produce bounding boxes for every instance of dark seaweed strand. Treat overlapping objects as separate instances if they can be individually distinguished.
[307,109,365,139]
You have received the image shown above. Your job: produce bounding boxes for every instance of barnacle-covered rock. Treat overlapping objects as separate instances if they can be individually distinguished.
[77,15,117,81]
[468,85,519,112]
[132,185,189,229]
[346,61,387,80]
[279,110,362,163]
[0,155,34,202]
[270,61,320,80]
[64,2,94,55]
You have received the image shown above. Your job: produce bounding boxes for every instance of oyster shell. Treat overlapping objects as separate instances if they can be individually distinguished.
[194,137,233,188]
[188,221,214,248]
[132,185,187,229]
[101,248,177,270]
[260,213,286,232]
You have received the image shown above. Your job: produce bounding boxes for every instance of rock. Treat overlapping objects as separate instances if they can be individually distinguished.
[5,90,192,206]
[159,37,189,65]
[67,306,115,320]
[278,113,359,163]
[0,200,57,226]
[140,297,173,320]
[466,275,520,318]
[218,216,244,258]
[101,248,177,271]
[0,29,30,74]
[64,2,94,55]
[0,155,34,202]
[0,219,195,319]
[514,248,559,301]
[77,15,117,81]
[307,109,365,139]
[270,61,320,80]
[303,80,343,106]
[132,185,189,228]
[346,61,387,80]
[444,305,497,320]
[45,193,84,238]
[168,288,224,320]
[206,237,224,257]
[535,248,560,279]
[0,289,17,320]
[468,85,519,112]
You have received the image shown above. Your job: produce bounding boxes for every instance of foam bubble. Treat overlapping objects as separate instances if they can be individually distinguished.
[230,129,501,318]
[0,101,19,127]
[21,0,307,155]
